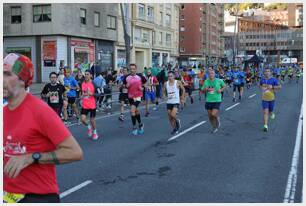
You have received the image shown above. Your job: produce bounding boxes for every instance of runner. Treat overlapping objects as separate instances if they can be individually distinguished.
[62,68,80,124]
[3,53,83,203]
[144,69,158,117]
[164,71,186,135]
[245,67,252,89]
[260,68,281,132]
[295,66,302,83]
[231,66,242,102]
[201,69,226,133]
[218,66,226,99]
[288,66,294,83]
[41,72,66,117]
[238,67,246,100]
[182,69,194,105]
[197,67,206,101]
[124,63,147,135]
[80,70,99,140]
[280,66,287,83]
[118,68,129,121]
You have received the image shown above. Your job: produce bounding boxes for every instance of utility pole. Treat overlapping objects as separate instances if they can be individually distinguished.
[232,4,239,66]
[120,3,131,67]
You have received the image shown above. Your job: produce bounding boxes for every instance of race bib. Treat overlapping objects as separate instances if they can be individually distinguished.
[133,97,141,102]
[50,92,59,104]
[122,88,128,93]
[3,191,25,203]
[168,93,176,100]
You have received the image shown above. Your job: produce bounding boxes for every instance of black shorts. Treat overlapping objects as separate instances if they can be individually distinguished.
[225,79,232,85]
[81,108,96,118]
[167,103,180,111]
[184,87,192,96]
[50,105,62,117]
[119,93,129,103]
[128,98,141,108]
[233,84,242,92]
[240,82,245,87]
[67,97,76,104]
[276,75,280,78]
[18,193,60,203]
[205,102,221,110]
[289,74,293,78]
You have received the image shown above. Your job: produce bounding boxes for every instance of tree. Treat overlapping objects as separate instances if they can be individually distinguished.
[120,3,131,67]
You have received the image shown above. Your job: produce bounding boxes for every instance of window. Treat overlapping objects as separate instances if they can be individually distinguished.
[107,15,116,30]
[159,32,163,44]
[135,27,141,41]
[180,47,185,52]
[80,8,86,24]
[33,4,51,22]
[181,15,184,20]
[166,34,171,46]
[94,12,100,27]
[181,4,185,10]
[11,6,21,24]
[138,4,145,20]
[180,26,185,31]
[142,31,149,43]
[165,14,171,27]
[148,6,154,22]
[160,11,163,25]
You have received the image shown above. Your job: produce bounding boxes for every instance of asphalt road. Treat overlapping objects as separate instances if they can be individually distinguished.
[56,79,303,203]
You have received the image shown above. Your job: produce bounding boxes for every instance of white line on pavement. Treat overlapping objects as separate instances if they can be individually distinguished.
[283,104,303,203]
[60,180,93,199]
[248,93,257,99]
[225,103,240,111]
[168,121,206,142]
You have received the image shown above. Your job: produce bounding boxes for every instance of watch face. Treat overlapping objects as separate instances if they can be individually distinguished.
[33,153,41,159]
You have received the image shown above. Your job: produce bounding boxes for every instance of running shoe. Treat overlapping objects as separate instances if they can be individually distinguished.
[132,129,138,136]
[171,128,179,135]
[92,133,99,140]
[263,125,268,132]
[138,123,144,135]
[211,128,218,134]
[270,113,275,120]
[88,128,93,137]
[176,119,181,131]
[119,114,124,122]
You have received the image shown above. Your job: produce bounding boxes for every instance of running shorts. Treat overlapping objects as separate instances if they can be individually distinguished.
[167,103,180,111]
[262,100,275,112]
[81,108,96,118]
[129,98,141,108]
[145,91,156,102]
[67,97,76,104]
[205,102,221,110]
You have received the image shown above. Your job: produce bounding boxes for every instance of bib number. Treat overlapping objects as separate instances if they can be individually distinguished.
[50,93,59,104]
[3,192,25,203]
[168,93,176,100]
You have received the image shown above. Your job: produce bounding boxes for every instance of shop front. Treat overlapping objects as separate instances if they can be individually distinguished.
[71,38,95,73]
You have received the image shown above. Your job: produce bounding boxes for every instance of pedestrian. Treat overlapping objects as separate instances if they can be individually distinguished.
[41,72,66,117]
[3,53,83,203]
[182,69,194,105]
[201,68,226,133]
[80,70,99,140]
[124,63,147,135]
[58,67,65,85]
[231,66,242,102]
[260,68,281,132]
[93,72,106,109]
[164,71,185,135]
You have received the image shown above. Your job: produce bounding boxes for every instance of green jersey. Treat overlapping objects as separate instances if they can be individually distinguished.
[202,78,225,103]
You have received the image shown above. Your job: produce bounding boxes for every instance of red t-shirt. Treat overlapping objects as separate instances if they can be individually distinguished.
[81,81,96,109]
[183,75,192,88]
[125,74,146,99]
[3,94,71,194]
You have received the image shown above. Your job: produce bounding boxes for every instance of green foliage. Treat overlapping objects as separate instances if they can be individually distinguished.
[263,3,288,11]
[224,3,264,11]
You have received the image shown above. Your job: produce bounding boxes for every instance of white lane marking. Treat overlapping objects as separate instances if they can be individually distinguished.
[283,104,303,203]
[248,93,257,99]
[60,180,93,199]
[168,121,206,142]
[225,103,240,111]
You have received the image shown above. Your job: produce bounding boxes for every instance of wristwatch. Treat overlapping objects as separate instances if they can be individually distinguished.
[32,152,41,164]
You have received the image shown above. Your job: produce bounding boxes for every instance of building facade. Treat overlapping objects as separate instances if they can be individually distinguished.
[4,3,118,82]
[179,3,224,66]
[238,28,303,63]
[115,3,180,72]
[288,3,303,27]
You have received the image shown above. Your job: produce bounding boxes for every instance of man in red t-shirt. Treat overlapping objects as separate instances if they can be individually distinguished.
[80,70,99,140]
[182,69,194,106]
[3,53,83,203]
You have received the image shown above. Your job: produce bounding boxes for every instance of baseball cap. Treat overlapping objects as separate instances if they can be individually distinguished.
[3,53,34,88]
